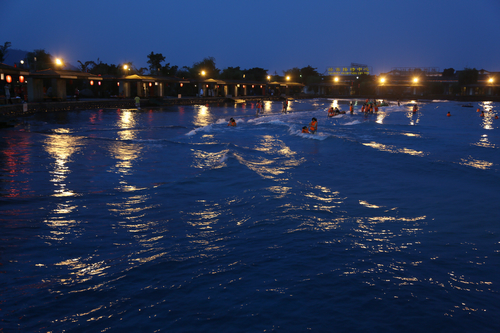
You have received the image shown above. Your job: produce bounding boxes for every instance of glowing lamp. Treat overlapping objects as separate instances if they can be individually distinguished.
[267,76,271,80]
[380,78,385,83]
[19,76,25,83]
[489,78,494,83]
[413,78,419,83]
[252,85,254,88]
[90,80,94,85]
[149,82,152,87]
[117,82,120,86]
[123,65,128,70]
[334,77,339,82]
[55,58,63,66]
[6,75,12,83]
[286,76,290,81]
[98,81,101,86]
[201,70,206,76]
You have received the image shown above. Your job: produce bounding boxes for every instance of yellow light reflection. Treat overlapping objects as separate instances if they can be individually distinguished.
[473,134,496,148]
[359,200,382,208]
[45,134,81,197]
[480,112,494,130]
[54,257,112,285]
[376,112,386,124]
[460,156,493,170]
[194,105,211,127]
[402,133,421,138]
[233,135,303,179]
[363,141,426,157]
[117,110,137,141]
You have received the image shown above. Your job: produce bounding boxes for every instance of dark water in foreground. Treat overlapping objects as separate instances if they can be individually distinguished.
[1,99,499,332]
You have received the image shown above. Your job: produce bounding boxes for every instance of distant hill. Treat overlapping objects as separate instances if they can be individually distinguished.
[3,49,28,66]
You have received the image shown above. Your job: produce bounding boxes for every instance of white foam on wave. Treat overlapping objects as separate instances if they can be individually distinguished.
[219,151,230,163]
[343,120,362,126]
[186,124,215,136]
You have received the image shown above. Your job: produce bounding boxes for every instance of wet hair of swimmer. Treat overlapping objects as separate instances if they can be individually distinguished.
[302,126,307,129]
[312,117,317,121]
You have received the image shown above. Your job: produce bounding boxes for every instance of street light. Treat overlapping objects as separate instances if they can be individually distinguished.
[413,77,419,83]
[488,78,494,83]
[55,58,63,67]
[334,77,339,82]
[380,77,386,84]
[286,76,290,81]
[201,70,206,76]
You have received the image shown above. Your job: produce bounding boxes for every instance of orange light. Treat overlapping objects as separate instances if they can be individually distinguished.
[180,83,183,87]
[98,81,101,86]
[6,75,12,83]
[90,80,94,85]
[19,76,25,83]
[117,82,120,86]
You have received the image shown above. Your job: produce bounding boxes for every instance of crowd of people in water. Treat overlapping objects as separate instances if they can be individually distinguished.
[227,99,498,131]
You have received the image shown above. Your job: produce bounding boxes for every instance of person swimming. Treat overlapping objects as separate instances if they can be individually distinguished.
[302,126,310,133]
[309,117,317,134]
[447,112,451,117]
[328,107,335,117]
[228,118,236,126]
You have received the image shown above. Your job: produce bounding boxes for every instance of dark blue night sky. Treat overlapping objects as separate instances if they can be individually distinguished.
[2,0,500,74]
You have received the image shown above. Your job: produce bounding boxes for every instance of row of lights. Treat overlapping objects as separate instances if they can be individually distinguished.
[379,77,495,84]
[11,59,498,86]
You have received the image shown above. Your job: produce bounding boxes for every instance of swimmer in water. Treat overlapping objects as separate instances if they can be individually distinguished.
[309,117,318,134]
[447,112,451,117]
[228,118,236,126]
[302,126,310,133]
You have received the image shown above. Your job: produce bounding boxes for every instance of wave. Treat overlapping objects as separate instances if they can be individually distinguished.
[343,120,362,126]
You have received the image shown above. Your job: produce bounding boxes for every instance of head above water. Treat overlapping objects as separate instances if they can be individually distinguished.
[312,117,317,121]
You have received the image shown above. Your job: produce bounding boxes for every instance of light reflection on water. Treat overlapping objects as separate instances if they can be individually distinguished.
[362,141,426,157]
[473,134,496,148]
[1,100,499,332]
[45,134,82,197]
[193,105,212,127]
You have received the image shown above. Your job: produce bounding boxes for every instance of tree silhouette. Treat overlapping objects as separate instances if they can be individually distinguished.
[147,52,166,75]
[0,41,11,63]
